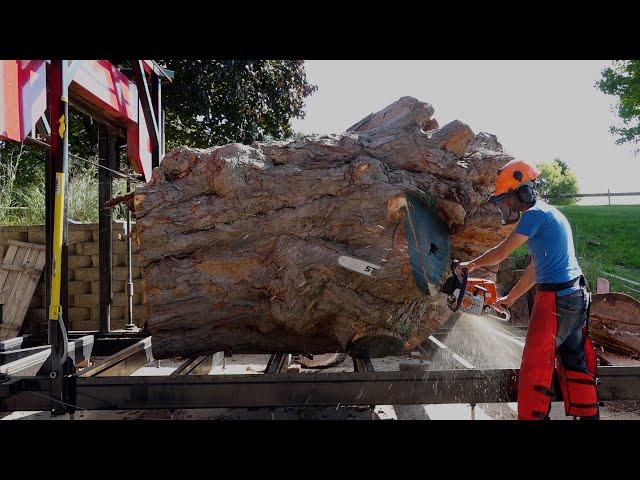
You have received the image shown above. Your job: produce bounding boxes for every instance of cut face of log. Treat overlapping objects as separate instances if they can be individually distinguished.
[134,96,515,359]
[590,293,640,358]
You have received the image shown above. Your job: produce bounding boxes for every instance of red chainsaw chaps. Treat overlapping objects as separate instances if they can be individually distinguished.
[556,328,599,417]
[517,290,598,420]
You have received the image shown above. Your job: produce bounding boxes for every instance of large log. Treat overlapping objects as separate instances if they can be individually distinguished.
[133,97,514,358]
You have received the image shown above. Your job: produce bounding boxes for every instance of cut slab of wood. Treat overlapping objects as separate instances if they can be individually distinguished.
[133,96,516,359]
[0,240,46,340]
[590,293,640,358]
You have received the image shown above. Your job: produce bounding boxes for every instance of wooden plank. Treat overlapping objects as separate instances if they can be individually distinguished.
[1,262,43,275]
[4,247,39,325]
[0,245,27,303]
[6,240,46,251]
[0,244,18,290]
[12,249,45,327]
[0,244,46,340]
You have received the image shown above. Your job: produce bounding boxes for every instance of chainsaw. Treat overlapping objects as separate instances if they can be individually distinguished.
[440,260,511,322]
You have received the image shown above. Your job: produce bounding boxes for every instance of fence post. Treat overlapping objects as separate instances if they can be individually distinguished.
[608,188,611,206]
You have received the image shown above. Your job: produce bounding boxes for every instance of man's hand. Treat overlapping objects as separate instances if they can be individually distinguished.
[456,261,476,275]
[494,295,514,311]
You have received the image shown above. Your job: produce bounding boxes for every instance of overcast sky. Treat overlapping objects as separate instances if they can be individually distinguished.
[291,60,639,205]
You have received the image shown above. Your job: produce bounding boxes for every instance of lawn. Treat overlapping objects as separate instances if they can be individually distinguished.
[512,205,640,300]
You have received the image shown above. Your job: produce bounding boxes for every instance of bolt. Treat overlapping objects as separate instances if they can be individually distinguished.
[50,371,57,379]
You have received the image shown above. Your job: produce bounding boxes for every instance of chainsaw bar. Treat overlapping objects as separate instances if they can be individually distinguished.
[337,255,382,277]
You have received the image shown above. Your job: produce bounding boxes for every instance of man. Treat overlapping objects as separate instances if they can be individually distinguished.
[458,159,599,420]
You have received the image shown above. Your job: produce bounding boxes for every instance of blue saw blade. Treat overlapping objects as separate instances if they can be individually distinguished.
[403,195,451,294]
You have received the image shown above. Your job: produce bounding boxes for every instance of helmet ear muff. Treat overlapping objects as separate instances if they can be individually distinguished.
[515,184,536,204]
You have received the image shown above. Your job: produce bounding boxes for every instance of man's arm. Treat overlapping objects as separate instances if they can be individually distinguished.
[494,261,535,309]
[459,232,529,273]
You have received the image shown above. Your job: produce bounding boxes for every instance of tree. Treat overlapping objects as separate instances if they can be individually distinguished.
[596,60,640,152]
[158,60,317,149]
[536,158,580,206]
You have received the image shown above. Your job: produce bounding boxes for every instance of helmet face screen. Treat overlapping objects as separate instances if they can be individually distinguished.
[489,194,521,225]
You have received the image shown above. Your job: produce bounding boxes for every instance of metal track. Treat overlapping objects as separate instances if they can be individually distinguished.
[2,366,639,412]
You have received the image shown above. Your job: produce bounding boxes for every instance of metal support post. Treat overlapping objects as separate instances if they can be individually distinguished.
[47,60,70,416]
[97,126,114,332]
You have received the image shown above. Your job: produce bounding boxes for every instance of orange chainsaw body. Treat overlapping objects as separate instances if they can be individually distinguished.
[460,278,499,309]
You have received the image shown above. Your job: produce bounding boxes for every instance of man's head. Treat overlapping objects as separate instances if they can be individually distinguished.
[489,159,540,225]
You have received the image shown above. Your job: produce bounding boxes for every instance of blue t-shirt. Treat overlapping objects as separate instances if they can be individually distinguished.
[514,200,582,296]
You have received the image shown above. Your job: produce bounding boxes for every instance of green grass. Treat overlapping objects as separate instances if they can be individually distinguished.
[511,205,640,300]
[559,205,640,299]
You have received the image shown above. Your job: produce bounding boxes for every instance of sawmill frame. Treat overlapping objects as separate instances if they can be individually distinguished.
[2,326,640,417]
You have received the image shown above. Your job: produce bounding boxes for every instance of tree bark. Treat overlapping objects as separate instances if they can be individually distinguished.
[133,96,515,358]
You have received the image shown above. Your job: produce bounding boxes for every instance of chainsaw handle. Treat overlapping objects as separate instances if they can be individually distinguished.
[488,305,511,322]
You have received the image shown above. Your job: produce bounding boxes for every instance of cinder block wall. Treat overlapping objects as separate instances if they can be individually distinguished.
[0,221,146,334]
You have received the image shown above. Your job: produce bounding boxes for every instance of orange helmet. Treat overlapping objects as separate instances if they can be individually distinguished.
[490,159,540,198]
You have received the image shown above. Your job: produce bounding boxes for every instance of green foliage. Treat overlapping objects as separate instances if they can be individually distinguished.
[596,60,640,151]
[535,158,580,206]
[1,149,127,226]
[159,60,317,149]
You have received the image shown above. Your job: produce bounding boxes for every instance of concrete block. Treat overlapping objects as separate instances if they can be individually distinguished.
[75,268,100,282]
[68,255,92,270]
[91,223,128,243]
[69,307,90,322]
[0,229,28,242]
[68,229,93,244]
[68,280,91,295]
[92,254,130,268]
[90,280,126,294]
[69,223,97,231]
[113,266,141,280]
[112,292,141,307]
[27,226,45,243]
[70,320,98,331]
[76,242,99,256]
[74,293,100,308]
[89,306,125,322]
